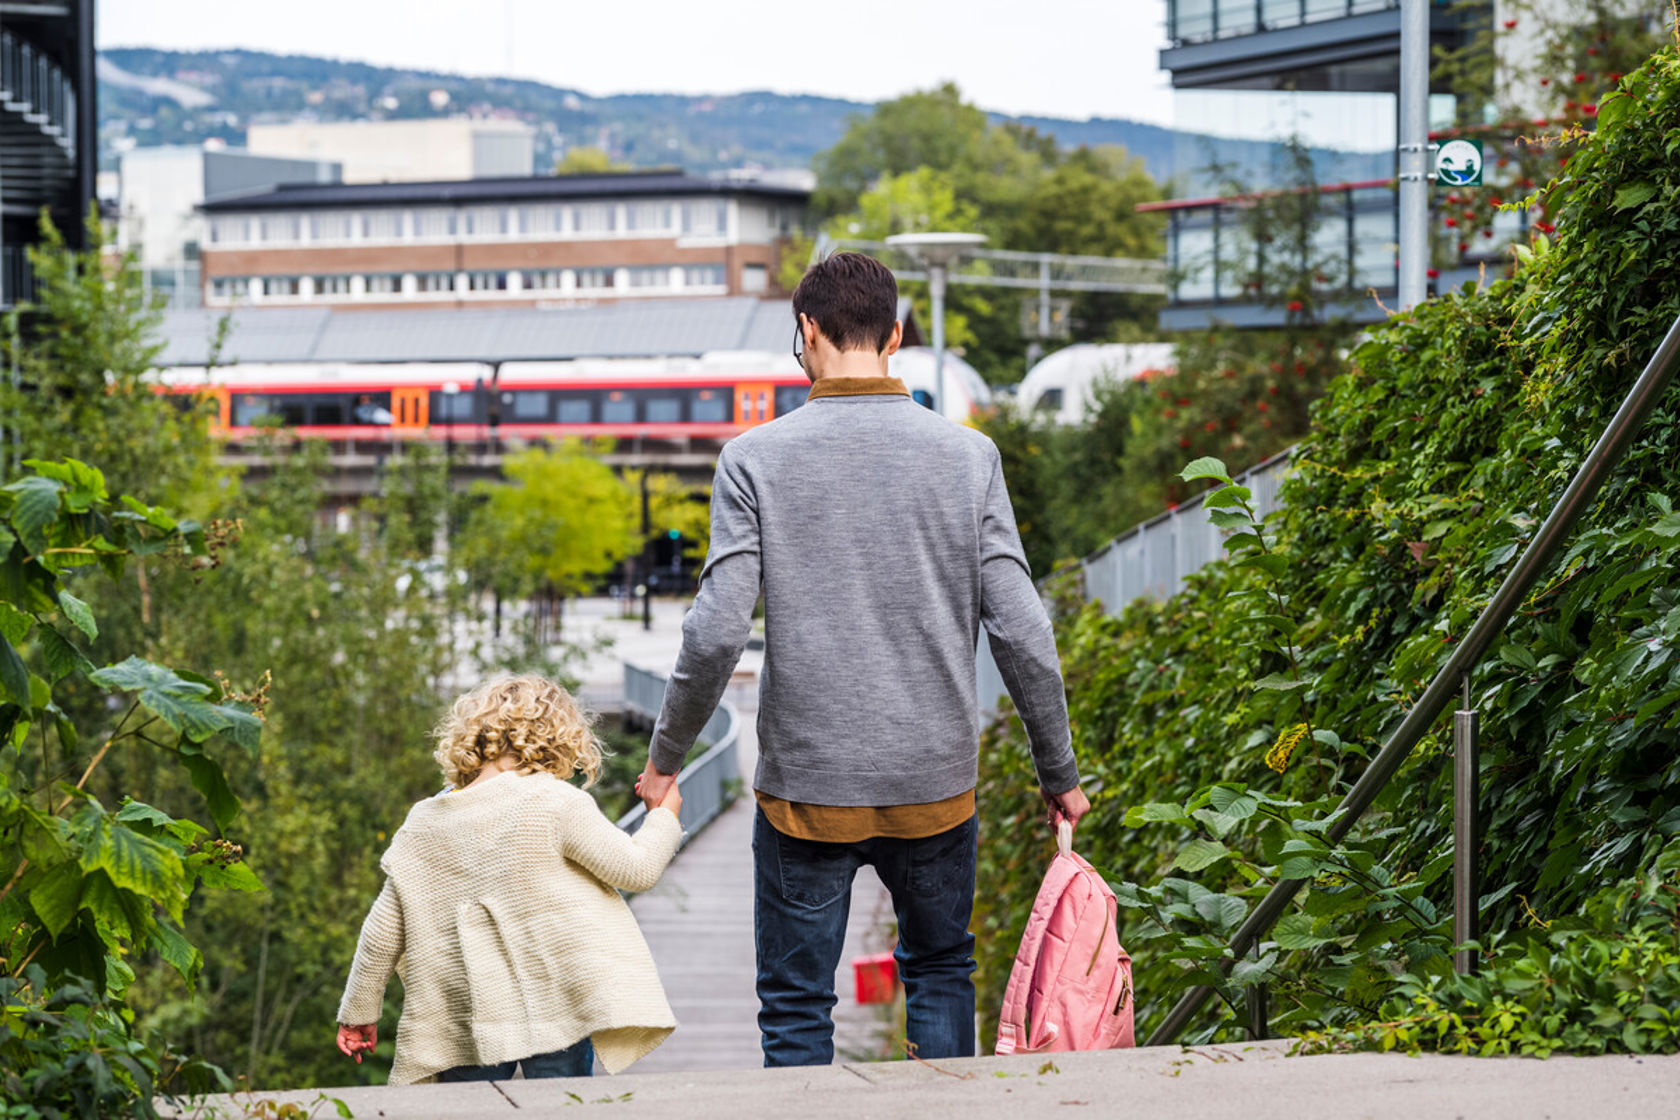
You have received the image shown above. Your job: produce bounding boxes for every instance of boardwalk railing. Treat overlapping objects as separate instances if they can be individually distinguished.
[617,662,740,844]
[978,447,1293,711]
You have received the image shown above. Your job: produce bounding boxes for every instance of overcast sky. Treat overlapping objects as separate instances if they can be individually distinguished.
[98,0,1176,127]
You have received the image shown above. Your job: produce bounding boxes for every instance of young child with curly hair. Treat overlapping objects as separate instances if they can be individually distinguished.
[334,675,683,1084]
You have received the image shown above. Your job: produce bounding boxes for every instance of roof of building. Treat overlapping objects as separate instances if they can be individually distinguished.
[156,298,813,367]
[198,169,811,212]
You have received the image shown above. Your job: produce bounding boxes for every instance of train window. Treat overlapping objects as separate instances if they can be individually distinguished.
[775,386,807,418]
[692,389,728,423]
[433,391,476,421]
[645,397,682,423]
[352,395,394,425]
[313,401,347,425]
[509,391,549,420]
[279,401,308,426]
[232,395,265,426]
[602,392,635,424]
[1035,388,1064,412]
[557,397,592,424]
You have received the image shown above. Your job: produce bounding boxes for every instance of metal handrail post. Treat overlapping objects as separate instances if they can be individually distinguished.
[1453,674,1480,975]
[1145,310,1680,1046]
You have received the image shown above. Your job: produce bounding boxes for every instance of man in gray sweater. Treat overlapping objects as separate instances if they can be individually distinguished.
[638,251,1087,1067]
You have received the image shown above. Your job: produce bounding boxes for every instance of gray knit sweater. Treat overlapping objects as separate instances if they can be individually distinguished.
[649,379,1079,806]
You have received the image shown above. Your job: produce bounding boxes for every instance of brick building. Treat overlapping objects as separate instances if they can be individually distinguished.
[197,170,809,311]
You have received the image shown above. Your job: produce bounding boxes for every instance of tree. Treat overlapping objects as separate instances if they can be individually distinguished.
[554,146,628,175]
[463,443,641,602]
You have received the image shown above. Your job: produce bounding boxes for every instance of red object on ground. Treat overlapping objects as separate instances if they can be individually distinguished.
[853,953,899,1004]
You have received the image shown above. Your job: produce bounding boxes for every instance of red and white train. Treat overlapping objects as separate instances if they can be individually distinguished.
[157,346,997,443]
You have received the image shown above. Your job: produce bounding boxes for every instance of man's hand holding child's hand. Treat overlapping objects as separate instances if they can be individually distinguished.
[635,760,680,813]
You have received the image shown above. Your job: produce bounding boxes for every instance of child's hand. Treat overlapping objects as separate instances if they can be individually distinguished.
[658,782,682,817]
[337,1023,377,1064]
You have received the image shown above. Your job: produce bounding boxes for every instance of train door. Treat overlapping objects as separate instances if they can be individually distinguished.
[735,381,773,427]
[392,387,429,431]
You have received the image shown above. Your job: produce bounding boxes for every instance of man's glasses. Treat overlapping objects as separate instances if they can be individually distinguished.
[792,320,804,367]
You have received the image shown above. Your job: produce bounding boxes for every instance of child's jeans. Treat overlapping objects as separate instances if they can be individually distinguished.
[436,1037,594,1081]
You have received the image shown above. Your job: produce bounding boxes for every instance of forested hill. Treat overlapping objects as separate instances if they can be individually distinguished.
[98,48,1387,187]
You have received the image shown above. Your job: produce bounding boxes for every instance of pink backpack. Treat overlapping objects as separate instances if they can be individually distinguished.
[995,822,1134,1055]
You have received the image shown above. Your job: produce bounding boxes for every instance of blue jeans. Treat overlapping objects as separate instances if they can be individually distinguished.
[435,1036,594,1081]
[753,808,977,1067]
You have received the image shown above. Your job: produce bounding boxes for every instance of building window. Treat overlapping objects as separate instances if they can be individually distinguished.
[626,266,671,290]
[258,214,301,244]
[693,389,728,423]
[210,276,252,300]
[209,216,250,244]
[522,269,564,291]
[310,212,355,241]
[365,273,402,295]
[574,203,616,234]
[412,209,455,239]
[465,270,507,292]
[683,264,726,288]
[416,271,456,293]
[520,205,565,235]
[263,276,301,297]
[741,264,768,293]
[682,201,728,237]
[463,207,506,238]
[362,210,404,240]
[626,202,673,232]
[313,274,353,296]
[575,267,614,290]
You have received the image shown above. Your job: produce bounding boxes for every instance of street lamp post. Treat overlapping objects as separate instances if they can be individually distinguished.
[441,380,460,464]
[885,232,987,420]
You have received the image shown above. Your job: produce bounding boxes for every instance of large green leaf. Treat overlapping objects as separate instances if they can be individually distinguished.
[5,475,63,553]
[1192,892,1247,932]
[180,751,241,830]
[0,601,31,645]
[89,655,258,747]
[28,862,83,938]
[1179,456,1230,484]
[39,626,94,684]
[1273,912,1334,951]
[56,588,96,640]
[1174,838,1233,872]
[151,920,203,987]
[0,634,28,707]
[80,816,186,920]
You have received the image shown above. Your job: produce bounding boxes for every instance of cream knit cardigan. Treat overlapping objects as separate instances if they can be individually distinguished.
[336,770,683,1084]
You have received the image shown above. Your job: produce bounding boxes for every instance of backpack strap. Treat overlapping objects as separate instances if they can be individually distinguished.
[995,838,1080,1056]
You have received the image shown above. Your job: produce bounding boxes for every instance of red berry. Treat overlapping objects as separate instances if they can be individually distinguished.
[1531,118,1548,127]
[1176,398,1191,407]
[1268,361,1282,373]
[1540,77,1551,86]
[1203,420,1218,432]
[1293,362,1306,374]
[1178,437,1190,449]
[1584,104,1598,116]
[1426,268,1439,278]
[1587,47,1598,56]
[1563,101,1577,111]
[1286,300,1304,312]
[1163,408,1177,418]
[1446,192,1460,204]
[1444,217,1458,228]
[1609,72,1623,81]
[1267,384,1279,395]
[1503,18,1517,28]
[1574,72,1587,83]
[1482,229,1493,238]
[1457,241,1469,252]
[1496,158,1509,168]
[1256,401,1269,412]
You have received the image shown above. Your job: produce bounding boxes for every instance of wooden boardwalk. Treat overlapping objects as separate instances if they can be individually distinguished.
[629,701,898,1072]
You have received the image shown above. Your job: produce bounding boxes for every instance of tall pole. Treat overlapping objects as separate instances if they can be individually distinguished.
[640,470,652,631]
[1397,0,1430,310]
[929,263,947,420]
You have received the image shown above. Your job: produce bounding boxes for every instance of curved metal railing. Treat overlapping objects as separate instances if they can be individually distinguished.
[615,662,741,845]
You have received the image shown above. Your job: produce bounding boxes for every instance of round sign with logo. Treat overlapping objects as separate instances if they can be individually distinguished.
[1435,139,1484,187]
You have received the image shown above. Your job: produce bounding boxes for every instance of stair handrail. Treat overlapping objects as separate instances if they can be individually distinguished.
[1145,310,1680,1046]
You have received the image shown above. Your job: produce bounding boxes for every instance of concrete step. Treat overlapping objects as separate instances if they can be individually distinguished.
[169,1041,1678,1119]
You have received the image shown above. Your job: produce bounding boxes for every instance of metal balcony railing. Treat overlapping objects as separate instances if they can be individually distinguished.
[0,29,78,158]
[1168,0,1400,46]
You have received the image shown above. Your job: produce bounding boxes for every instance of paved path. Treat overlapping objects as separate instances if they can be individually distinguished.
[181,1041,1680,1119]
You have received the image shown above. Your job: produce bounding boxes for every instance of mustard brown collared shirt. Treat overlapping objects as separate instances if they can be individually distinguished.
[649,369,1078,834]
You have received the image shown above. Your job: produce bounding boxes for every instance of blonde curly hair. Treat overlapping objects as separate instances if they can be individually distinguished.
[434,675,605,789]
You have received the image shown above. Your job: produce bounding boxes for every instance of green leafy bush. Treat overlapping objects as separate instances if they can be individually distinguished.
[976,46,1680,1050]
[0,459,264,1114]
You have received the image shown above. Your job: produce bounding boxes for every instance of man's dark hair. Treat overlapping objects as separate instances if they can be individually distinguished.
[792,252,899,353]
